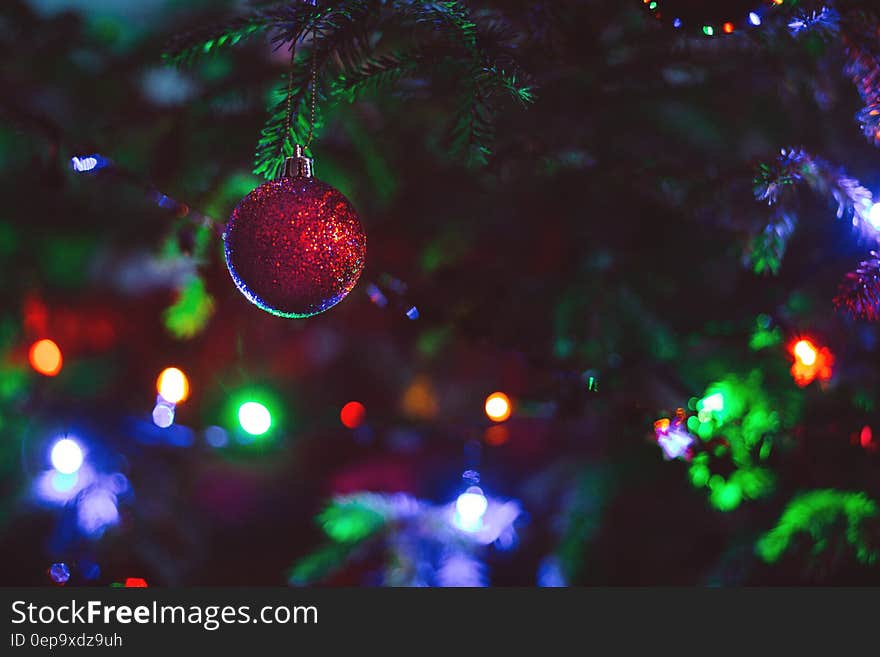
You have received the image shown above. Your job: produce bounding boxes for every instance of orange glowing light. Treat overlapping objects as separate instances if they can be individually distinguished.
[723,22,734,33]
[484,392,512,422]
[788,338,833,387]
[340,401,366,429]
[654,418,671,433]
[401,375,438,420]
[156,367,189,404]
[29,339,62,376]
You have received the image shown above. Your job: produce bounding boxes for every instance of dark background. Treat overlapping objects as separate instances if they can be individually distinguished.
[2,0,880,586]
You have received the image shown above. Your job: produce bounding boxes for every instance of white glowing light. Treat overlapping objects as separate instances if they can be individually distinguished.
[50,438,84,475]
[749,12,761,26]
[869,202,880,230]
[238,402,272,436]
[657,429,694,460]
[454,486,489,532]
[794,340,817,366]
[152,402,175,428]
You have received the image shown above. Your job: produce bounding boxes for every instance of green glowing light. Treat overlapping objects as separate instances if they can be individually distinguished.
[703,25,714,36]
[757,490,879,565]
[163,276,216,340]
[648,1,657,9]
[710,481,742,511]
[319,497,387,544]
[238,401,272,436]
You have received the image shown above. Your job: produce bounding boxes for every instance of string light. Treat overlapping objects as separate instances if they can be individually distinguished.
[238,401,272,436]
[50,437,84,475]
[152,401,175,428]
[788,337,834,387]
[793,339,817,366]
[454,486,488,532]
[156,367,189,404]
[484,392,512,422]
[29,339,63,376]
[641,1,781,36]
[48,563,71,585]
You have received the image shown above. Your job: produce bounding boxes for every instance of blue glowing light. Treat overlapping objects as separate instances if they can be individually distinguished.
[70,155,108,173]
[454,486,489,532]
[366,283,388,308]
[50,437,84,475]
[672,17,682,28]
[48,563,70,585]
[749,12,762,26]
[204,425,229,448]
[405,306,419,320]
[77,489,119,537]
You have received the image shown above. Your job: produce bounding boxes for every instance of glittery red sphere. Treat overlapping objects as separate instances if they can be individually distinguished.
[224,176,366,318]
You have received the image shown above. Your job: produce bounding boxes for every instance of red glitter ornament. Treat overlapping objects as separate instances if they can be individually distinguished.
[224,147,366,318]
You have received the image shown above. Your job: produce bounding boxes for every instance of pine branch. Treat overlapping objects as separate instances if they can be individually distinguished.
[834,251,880,320]
[404,0,477,52]
[165,0,534,172]
[163,3,311,66]
[450,69,494,167]
[744,210,797,276]
[842,10,880,145]
[788,6,841,38]
[330,50,418,102]
[253,64,324,181]
[754,148,873,239]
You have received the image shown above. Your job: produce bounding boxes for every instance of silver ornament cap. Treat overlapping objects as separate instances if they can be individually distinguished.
[281,144,314,179]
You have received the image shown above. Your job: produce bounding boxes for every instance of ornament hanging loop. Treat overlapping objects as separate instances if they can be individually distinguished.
[282,144,313,179]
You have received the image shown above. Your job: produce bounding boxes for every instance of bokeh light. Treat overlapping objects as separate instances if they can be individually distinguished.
[50,437,84,475]
[48,562,70,585]
[152,401,175,429]
[157,367,189,404]
[788,338,833,387]
[238,401,272,436]
[124,577,148,588]
[793,339,817,366]
[29,338,63,376]
[870,202,880,230]
[484,392,511,422]
[340,401,366,429]
[77,488,119,537]
[484,424,510,446]
[454,486,489,532]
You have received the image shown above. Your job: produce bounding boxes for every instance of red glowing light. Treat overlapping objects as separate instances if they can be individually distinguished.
[340,401,366,429]
[861,426,874,449]
[723,22,734,33]
[124,578,148,588]
[788,338,833,387]
[485,425,510,446]
[29,339,63,376]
